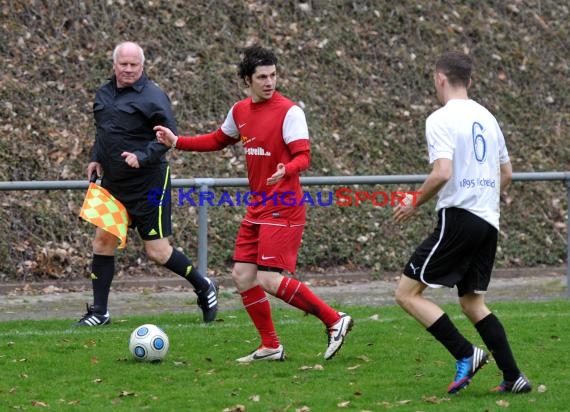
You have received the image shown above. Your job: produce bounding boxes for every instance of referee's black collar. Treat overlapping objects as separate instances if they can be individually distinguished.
[111,73,147,93]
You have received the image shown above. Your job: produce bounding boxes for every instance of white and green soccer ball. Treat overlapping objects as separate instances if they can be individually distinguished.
[129,324,169,362]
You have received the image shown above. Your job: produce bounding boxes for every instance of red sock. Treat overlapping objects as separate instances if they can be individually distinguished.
[276,277,340,327]
[240,285,280,348]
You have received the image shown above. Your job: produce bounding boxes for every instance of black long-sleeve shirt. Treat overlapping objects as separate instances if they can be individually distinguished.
[91,73,177,183]
[90,73,177,213]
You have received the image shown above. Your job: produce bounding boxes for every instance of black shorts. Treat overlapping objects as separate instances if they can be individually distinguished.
[102,165,172,241]
[403,207,497,296]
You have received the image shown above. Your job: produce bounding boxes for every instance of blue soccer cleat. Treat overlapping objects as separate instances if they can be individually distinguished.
[447,345,489,394]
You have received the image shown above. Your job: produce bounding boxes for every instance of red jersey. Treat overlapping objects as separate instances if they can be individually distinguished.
[221,92,310,225]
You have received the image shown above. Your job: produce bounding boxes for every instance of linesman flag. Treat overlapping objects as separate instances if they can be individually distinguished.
[79,174,130,249]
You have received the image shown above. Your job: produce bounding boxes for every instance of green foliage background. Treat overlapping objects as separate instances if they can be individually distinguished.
[0,0,568,281]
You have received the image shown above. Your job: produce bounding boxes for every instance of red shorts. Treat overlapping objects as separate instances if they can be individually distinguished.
[233,220,304,273]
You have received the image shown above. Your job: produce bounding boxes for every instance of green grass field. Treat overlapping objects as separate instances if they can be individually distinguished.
[0,301,568,411]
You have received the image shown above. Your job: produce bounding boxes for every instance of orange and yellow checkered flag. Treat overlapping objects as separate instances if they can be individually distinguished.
[79,181,130,249]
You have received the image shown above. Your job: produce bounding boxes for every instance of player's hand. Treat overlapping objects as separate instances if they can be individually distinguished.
[154,125,178,148]
[393,193,419,223]
[121,151,140,168]
[267,163,286,185]
[87,162,102,181]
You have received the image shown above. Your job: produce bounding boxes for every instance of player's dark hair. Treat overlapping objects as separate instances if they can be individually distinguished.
[238,45,278,86]
[435,51,472,87]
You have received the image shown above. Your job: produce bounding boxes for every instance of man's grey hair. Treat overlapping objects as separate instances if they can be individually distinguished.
[112,42,145,65]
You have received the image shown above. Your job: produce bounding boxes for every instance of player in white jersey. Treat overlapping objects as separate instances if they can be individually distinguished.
[393,51,531,394]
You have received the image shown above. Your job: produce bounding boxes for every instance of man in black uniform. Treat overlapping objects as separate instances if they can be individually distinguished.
[76,41,218,326]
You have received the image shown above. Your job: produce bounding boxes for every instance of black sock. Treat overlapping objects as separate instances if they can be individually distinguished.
[91,254,115,314]
[426,313,473,360]
[475,313,520,381]
[163,249,209,292]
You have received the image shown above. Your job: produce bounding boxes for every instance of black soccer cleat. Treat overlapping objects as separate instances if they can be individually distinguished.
[491,374,532,394]
[195,278,219,323]
[74,303,111,327]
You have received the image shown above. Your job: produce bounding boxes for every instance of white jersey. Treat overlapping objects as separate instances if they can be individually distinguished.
[426,99,510,229]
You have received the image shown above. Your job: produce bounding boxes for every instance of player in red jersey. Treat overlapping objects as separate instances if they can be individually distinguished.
[154,45,353,362]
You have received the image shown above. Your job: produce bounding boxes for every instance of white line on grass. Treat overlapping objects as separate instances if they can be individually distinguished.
[1,309,569,338]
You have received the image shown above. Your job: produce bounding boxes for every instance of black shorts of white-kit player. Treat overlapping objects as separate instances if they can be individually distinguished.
[403,207,497,297]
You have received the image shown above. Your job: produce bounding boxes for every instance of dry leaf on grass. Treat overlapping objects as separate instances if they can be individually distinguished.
[422,395,450,404]
[222,405,246,412]
[31,400,49,407]
[496,399,510,407]
[299,364,324,370]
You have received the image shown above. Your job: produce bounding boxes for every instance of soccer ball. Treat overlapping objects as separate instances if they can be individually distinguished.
[128,324,169,362]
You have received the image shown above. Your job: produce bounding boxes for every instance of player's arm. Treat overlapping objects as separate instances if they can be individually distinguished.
[284,140,310,176]
[88,137,102,179]
[496,121,512,192]
[393,158,452,223]
[89,97,104,178]
[132,92,179,167]
[266,140,310,185]
[154,126,235,152]
[413,158,452,207]
[500,161,513,191]
[267,105,311,185]
[155,104,239,151]
[128,140,170,168]
[176,129,236,151]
